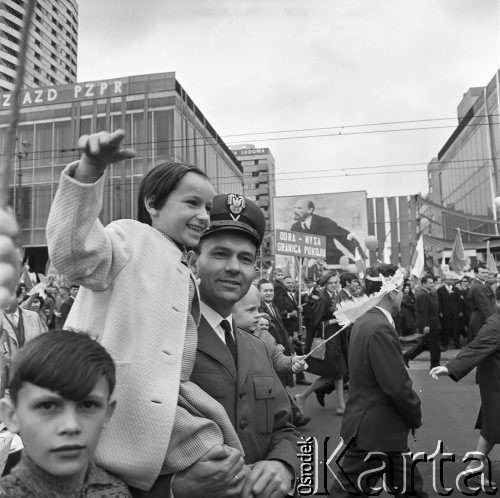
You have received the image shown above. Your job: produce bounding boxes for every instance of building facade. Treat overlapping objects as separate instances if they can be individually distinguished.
[230,145,276,268]
[0,0,78,92]
[0,72,243,271]
[424,69,500,243]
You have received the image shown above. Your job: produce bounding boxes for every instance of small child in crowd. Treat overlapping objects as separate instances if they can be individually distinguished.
[233,285,307,376]
[0,330,131,497]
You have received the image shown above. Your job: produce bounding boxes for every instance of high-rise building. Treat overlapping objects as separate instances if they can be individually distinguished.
[230,145,276,268]
[0,0,78,92]
[424,69,500,243]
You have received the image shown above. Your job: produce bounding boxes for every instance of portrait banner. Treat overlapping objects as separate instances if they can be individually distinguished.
[273,192,368,276]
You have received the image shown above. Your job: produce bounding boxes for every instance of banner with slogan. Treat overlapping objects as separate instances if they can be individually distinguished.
[275,229,326,260]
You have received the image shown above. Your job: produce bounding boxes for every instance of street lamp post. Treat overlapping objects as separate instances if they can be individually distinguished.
[15,140,31,240]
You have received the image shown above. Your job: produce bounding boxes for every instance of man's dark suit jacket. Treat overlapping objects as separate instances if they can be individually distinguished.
[446,312,500,443]
[291,214,356,265]
[340,308,422,452]
[274,289,299,336]
[436,285,460,317]
[259,301,292,354]
[415,289,441,332]
[59,296,74,327]
[468,279,496,336]
[190,316,299,470]
[259,300,294,387]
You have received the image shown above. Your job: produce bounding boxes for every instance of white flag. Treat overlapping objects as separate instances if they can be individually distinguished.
[410,236,425,278]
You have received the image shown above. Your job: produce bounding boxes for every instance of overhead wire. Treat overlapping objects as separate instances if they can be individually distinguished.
[2,117,499,157]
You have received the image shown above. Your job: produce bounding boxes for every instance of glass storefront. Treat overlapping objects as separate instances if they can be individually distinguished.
[426,70,500,242]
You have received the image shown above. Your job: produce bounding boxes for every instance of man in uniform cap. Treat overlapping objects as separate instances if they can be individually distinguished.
[171,193,299,498]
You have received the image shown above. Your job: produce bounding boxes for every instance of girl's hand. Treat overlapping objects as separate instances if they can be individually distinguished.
[77,129,136,178]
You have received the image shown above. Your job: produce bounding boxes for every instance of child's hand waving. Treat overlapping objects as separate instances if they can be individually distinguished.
[77,129,136,179]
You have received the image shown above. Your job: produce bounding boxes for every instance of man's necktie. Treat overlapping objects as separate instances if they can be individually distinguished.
[268,303,277,318]
[220,319,237,365]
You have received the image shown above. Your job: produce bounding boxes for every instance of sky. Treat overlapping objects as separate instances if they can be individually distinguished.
[77,0,500,199]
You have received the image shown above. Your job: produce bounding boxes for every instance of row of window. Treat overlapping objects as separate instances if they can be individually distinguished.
[1,2,23,21]
[33,24,77,63]
[36,0,78,29]
[0,70,14,83]
[0,14,20,33]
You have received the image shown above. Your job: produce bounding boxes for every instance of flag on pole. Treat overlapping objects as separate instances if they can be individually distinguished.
[19,260,33,291]
[410,236,425,278]
[449,228,466,272]
[486,241,497,273]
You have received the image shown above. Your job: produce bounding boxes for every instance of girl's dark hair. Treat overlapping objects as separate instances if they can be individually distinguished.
[9,330,116,406]
[33,295,44,307]
[137,162,209,225]
[320,271,338,287]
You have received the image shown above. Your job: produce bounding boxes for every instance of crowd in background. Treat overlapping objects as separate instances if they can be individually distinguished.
[249,262,500,418]
[12,279,79,330]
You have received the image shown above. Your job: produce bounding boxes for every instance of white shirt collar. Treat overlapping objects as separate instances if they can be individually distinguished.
[374,306,395,328]
[200,301,233,344]
[5,308,19,320]
[343,288,353,298]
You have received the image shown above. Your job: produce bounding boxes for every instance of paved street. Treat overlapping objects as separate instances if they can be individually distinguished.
[290,352,500,497]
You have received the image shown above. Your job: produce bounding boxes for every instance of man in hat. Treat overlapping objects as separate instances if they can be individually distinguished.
[171,193,299,498]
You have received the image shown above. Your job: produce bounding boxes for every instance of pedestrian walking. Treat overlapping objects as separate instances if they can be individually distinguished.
[329,264,427,497]
[403,274,441,368]
[430,304,500,491]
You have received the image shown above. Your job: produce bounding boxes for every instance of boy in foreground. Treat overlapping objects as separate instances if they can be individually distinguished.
[0,330,130,497]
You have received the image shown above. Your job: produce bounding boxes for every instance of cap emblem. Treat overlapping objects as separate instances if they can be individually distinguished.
[227,194,246,220]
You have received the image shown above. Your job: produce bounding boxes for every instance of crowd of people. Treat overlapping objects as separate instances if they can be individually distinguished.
[0,128,499,496]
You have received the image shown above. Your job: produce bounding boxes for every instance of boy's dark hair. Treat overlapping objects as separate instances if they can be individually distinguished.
[421,274,434,285]
[257,279,271,290]
[137,162,208,226]
[474,263,487,273]
[364,264,398,295]
[340,272,358,288]
[9,330,116,406]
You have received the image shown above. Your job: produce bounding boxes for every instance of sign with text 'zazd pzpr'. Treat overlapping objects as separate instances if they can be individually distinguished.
[275,229,326,259]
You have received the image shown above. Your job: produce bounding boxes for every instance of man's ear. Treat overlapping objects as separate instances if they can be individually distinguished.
[144,197,158,217]
[0,398,20,433]
[105,399,116,424]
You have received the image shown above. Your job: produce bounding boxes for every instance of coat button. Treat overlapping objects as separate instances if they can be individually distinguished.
[240,420,247,429]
